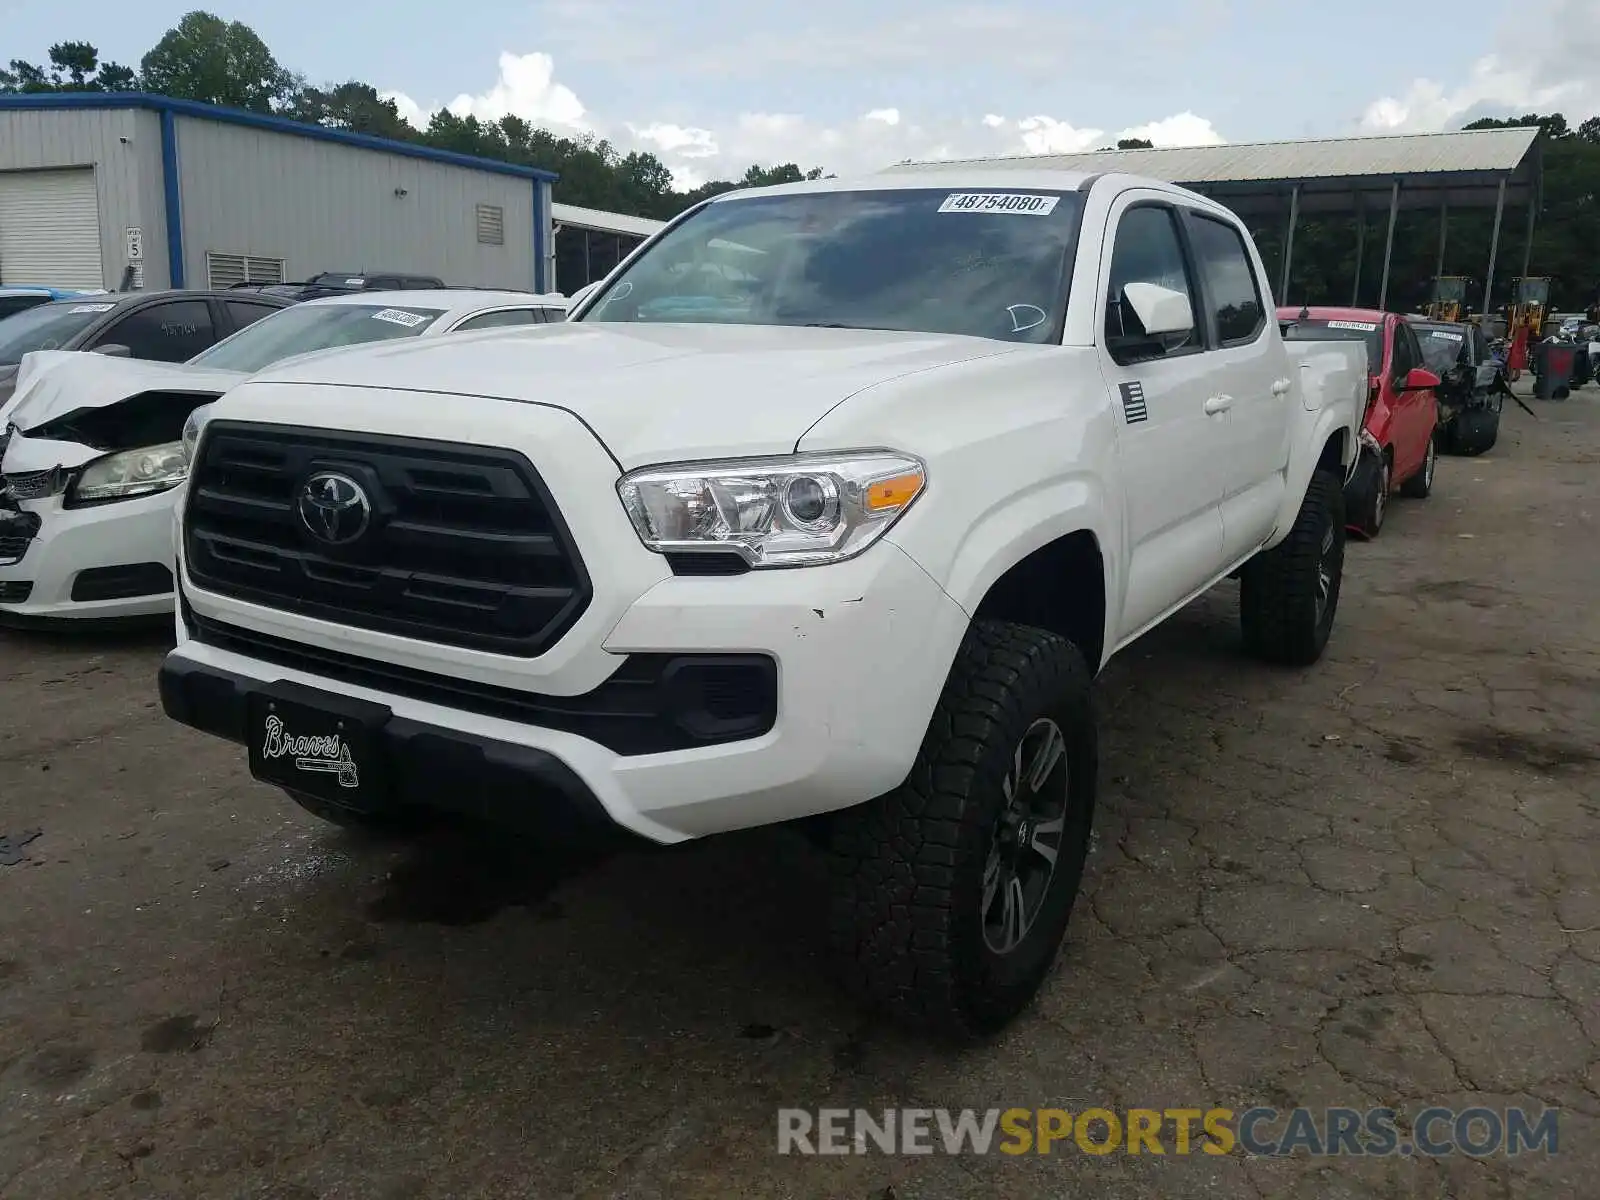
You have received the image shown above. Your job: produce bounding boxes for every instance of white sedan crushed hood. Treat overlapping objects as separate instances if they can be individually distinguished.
[2,351,245,432]
[238,322,1023,467]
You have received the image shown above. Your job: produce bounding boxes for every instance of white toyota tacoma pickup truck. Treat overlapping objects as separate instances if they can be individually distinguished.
[161,170,1366,1035]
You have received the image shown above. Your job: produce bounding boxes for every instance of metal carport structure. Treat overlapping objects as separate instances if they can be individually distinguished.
[882,128,1544,314]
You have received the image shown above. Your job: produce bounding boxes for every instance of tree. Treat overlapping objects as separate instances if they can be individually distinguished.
[140,11,295,112]
[286,81,414,140]
[1116,137,1154,149]
[0,42,138,92]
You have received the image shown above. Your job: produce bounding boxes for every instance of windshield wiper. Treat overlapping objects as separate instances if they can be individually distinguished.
[799,321,899,331]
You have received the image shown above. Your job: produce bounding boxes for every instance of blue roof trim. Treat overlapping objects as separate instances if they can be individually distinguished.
[0,92,560,184]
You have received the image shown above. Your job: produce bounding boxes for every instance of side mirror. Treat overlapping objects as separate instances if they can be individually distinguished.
[91,343,132,358]
[1122,282,1194,338]
[1403,367,1441,391]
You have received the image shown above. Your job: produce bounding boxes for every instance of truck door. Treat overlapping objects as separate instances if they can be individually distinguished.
[1097,197,1227,638]
[1181,208,1290,563]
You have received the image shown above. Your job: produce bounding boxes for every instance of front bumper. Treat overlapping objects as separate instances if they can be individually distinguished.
[167,538,971,844]
[1342,446,1383,529]
[0,489,176,622]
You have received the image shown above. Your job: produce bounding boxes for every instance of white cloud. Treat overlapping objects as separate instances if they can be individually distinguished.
[1359,0,1598,132]
[382,48,1228,192]
[1118,112,1227,147]
[384,51,589,134]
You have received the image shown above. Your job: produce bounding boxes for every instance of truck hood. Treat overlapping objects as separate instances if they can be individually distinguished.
[2,351,245,432]
[239,322,1024,467]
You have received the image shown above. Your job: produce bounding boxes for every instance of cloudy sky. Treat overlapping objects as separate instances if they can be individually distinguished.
[9,0,1598,187]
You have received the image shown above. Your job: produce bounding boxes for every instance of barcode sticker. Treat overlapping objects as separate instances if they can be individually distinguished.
[371,309,429,328]
[1327,320,1378,332]
[938,193,1060,216]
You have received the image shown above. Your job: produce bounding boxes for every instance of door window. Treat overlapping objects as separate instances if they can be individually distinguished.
[1104,205,1199,363]
[225,300,283,331]
[454,308,539,331]
[1185,213,1265,345]
[1390,322,1418,382]
[95,300,218,362]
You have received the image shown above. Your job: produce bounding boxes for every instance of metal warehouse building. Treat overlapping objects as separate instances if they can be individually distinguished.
[0,92,662,296]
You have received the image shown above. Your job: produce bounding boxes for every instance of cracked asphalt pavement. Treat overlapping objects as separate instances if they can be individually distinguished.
[2,390,1597,1199]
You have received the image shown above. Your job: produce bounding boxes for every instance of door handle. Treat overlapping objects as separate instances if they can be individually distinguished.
[1271,378,1292,396]
[1204,394,1233,415]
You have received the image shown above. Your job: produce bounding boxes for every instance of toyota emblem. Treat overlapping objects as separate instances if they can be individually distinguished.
[297,471,371,545]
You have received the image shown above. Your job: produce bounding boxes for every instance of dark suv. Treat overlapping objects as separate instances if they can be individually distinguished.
[238,271,447,302]
[0,289,294,406]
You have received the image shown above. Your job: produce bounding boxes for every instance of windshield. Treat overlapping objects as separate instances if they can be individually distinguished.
[187,303,447,373]
[1411,323,1468,373]
[579,187,1084,343]
[0,300,113,365]
[1282,318,1385,371]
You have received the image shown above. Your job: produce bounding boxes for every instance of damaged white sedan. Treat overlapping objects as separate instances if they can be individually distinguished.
[0,289,568,623]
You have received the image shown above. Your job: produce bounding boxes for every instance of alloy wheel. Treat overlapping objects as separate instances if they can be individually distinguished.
[982,718,1072,955]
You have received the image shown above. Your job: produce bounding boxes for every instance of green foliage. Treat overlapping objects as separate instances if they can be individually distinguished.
[0,41,138,92]
[139,11,296,112]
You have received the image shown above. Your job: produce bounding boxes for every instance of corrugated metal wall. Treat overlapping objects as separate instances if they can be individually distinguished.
[0,107,165,288]
[173,117,536,289]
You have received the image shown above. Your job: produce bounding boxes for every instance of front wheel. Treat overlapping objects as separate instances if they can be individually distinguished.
[827,619,1097,1037]
[1451,409,1499,456]
[1240,469,1345,667]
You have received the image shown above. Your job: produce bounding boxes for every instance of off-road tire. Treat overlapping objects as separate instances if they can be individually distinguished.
[827,619,1097,1038]
[284,789,432,839]
[1400,433,1436,498]
[1240,468,1345,667]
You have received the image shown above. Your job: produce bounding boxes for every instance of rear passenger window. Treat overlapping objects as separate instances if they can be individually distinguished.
[1104,205,1199,363]
[454,308,538,331]
[96,300,218,362]
[1186,214,1265,344]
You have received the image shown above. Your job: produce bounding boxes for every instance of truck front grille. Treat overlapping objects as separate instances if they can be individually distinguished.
[183,421,592,657]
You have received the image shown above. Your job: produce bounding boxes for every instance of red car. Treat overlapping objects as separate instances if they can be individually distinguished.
[1279,306,1440,536]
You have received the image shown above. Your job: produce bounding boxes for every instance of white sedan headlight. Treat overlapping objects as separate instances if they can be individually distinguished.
[67,442,187,507]
[617,451,926,568]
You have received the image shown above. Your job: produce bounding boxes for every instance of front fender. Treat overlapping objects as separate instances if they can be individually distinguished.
[894,469,1113,610]
[1269,397,1360,546]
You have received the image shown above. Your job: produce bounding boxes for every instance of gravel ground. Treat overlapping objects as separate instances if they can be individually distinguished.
[1,388,1596,1200]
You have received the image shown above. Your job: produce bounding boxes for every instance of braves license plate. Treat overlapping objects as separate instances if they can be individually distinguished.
[247,682,392,812]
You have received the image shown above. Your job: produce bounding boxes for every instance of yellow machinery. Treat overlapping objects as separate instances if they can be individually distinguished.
[1426,276,1470,322]
[1503,276,1552,378]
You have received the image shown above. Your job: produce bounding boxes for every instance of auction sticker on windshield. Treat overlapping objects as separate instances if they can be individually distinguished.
[70,303,116,314]
[370,309,429,328]
[938,193,1061,216]
[1327,320,1378,332]
[1430,330,1464,341]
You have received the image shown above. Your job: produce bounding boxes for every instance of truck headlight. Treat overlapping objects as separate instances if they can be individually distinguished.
[617,451,926,567]
[181,402,215,469]
[66,442,187,507]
